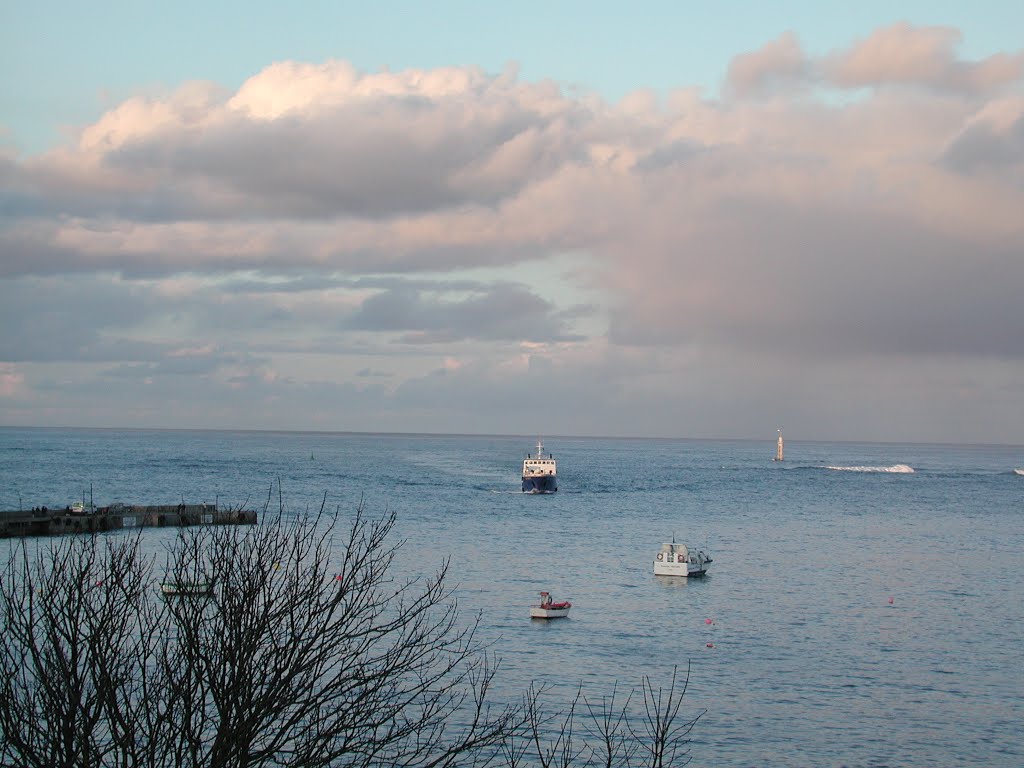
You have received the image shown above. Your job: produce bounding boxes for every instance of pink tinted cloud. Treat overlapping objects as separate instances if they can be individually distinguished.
[725,31,810,98]
[4,25,1023,367]
[824,22,1024,92]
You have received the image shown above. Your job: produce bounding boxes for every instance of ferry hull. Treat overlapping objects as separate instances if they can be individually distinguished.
[522,476,557,493]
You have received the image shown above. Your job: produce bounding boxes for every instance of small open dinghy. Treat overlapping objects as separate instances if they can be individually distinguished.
[530,591,571,619]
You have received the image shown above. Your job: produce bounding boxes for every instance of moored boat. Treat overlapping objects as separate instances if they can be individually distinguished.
[522,439,557,493]
[160,580,214,597]
[530,591,571,618]
[653,539,712,577]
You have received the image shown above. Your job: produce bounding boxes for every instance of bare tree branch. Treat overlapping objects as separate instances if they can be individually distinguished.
[1,491,704,768]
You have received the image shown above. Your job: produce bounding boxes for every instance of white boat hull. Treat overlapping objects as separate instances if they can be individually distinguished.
[530,606,571,619]
[653,543,711,578]
[653,560,708,578]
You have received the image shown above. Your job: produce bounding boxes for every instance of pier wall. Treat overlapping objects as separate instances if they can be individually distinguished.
[0,504,258,538]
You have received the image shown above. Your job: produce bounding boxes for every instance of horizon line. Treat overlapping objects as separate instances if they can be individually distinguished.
[1,424,1021,450]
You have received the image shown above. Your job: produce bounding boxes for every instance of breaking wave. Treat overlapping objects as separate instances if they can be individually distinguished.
[825,464,915,473]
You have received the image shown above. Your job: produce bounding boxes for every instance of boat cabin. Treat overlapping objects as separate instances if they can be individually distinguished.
[658,541,689,563]
[653,539,711,577]
[522,439,556,477]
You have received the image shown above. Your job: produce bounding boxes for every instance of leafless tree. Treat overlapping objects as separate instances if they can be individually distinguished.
[504,666,703,768]
[158,502,519,768]
[0,531,161,768]
[1,497,703,768]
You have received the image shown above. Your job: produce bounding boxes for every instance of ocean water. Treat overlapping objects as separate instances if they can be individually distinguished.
[1,427,1022,767]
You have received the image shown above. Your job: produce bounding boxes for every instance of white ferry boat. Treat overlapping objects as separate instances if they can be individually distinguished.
[522,439,557,493]
[653,539,712,577]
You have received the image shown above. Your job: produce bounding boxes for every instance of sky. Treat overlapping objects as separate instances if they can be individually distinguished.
[2,2,1023,443]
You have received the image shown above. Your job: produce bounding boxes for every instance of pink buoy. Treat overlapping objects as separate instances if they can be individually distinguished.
[706,642,714,648]
[888,597,894,605]
[705,618,713,624]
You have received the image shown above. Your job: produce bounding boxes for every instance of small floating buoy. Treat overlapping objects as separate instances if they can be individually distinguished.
[888,597,894,605]
[705,618,713,625]
[706,642,714,648]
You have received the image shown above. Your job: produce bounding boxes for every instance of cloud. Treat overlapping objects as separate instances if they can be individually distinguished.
[3,25,1024,441]
[0,365,25,398]
[823,22,1024,93]
[12,62,583,226]
[345,281,584,343]
[725,31,810,98]
[941,97,1024,173]
[722,23,1024,99]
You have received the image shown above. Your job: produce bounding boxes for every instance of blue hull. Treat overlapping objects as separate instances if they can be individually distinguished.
[522,476,557,493]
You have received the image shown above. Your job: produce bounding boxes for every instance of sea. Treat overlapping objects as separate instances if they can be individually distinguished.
[1,427,1022,767]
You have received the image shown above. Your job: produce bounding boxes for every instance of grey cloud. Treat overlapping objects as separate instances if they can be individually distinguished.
[345,281,583,343]
[633,140,710,172]
[0,226,99,279]
[0,276,160,362]
[101,347,260,379]
[0,276,276,380]
[941,113,1024,173]
[606,198,1024,360]
[102,94,576,220]
[218,274,353,294]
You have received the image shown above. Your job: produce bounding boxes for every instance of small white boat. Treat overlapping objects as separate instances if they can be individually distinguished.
[160,580,214,597]
[530,591,572,619]
[654,539,712,577]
